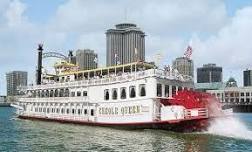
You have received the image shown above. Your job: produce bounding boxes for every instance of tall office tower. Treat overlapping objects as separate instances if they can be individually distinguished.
[6,71,28,96]
[197,64,222,83]
[106,23,145,66]
[244,69,252,86]
[76,49,98,70]
[172,57,194,78]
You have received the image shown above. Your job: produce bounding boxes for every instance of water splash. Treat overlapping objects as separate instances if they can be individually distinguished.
[206,116,252,140]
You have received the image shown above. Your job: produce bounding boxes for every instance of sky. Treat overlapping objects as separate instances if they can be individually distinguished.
[1,0,252,95]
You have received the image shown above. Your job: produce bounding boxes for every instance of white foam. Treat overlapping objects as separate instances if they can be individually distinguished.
[206,116,252,140]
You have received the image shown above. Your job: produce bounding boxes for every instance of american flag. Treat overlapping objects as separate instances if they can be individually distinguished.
[184,45,193,58]
[93,57,98,63]
[114,53,120,65]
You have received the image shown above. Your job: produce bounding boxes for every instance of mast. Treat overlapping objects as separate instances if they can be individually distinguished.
[36,44,43,85]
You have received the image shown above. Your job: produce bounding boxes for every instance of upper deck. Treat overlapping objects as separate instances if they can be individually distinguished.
[19,62,193,91]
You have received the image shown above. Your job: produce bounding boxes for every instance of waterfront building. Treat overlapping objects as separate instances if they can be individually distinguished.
[106,23,145,66]
[207,86,252,112]
[226,77,238,87]
[244,69,252,87]
[76,49,98,70]
[172,57,194,78]
[195,82,224,92]
[197,64,222,83]
[6,71,28,96]
[0,96,6,103]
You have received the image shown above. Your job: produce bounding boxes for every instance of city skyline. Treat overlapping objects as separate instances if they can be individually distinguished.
[1,0,252,95]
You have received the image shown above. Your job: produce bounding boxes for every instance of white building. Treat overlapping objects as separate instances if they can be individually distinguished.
[207,86,252,104]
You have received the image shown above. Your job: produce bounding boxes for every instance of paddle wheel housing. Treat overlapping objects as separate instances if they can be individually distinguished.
[161,90,223,117]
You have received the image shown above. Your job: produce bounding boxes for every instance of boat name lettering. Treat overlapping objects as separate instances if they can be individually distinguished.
[99,105,141,115]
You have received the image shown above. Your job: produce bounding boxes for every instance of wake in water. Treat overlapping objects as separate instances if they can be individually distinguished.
[206,116,252,140]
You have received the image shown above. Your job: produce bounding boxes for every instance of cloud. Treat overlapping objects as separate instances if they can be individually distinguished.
[46,0,229,65]
[193,6,252,70]
[4,0,27,27]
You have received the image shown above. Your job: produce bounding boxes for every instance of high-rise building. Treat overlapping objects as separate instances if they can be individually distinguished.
[172,57,194,78]
[106,23,145,66]
[6,71,28,96]
[244,69,252,86]
[76,49,98,70]
[197,64,222,83]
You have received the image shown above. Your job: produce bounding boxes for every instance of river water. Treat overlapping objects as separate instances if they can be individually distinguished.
[0,107,252,152]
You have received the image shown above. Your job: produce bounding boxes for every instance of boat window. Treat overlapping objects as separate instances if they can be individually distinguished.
[50,90,54,97]
[83,91,88,96]
[61,108,64,114]
[120,87,126,99]
[54,89,58,97]
[43,108,46,112]
[71,92,75,97]
[78,109,81,115]
[41,90,45,98]
[45,90,49,97]
[104,89,109,100]
[32,91,36,98]
[165,85,169,97]
[59,89,64,97]
[84,109,87,115]
[129,86,136,98]
[72,109,75,114]
[139,84,146,97]
[157,84,162,97]
[65,89,70,97]
[36,91,40,97]
[172,86,176,97]
[77,91,81,97]
[178,86,182,91]
[47,108,49,113]
[91,109,94,116]
[66,109,70,114]
[56,108,60,113]
[112,88,118,100]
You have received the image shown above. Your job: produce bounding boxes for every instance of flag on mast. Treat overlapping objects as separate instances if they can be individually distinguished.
[184,45,193,59]
[94,57,98,63]
[114,53,120,65]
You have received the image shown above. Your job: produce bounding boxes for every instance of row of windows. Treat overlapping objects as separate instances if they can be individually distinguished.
[28,90,88,98]
[157,84,189,97]
[213,92,252,98]
[104,84,146,100]
[224,98,252,103]
[33,107,94,116]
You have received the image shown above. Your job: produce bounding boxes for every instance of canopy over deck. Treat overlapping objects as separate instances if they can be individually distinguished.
[58,61,156,77]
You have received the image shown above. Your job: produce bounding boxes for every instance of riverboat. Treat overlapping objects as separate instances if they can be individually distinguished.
[12,46,232,132]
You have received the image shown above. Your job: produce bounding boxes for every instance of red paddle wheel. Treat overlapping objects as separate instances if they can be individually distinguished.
[161,90,223,118]
[160,90,224,131]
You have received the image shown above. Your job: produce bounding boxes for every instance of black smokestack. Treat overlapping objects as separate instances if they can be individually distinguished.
[36,44,43,85]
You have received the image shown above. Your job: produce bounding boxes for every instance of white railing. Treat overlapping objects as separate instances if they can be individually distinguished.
[20,69,193,91]
[19,96,89,103]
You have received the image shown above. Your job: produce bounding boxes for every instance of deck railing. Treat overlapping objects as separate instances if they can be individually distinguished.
[19,96,89,103]
[19,69,193,91]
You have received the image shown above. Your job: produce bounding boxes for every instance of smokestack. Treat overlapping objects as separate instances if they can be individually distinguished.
[36,44,43,85]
